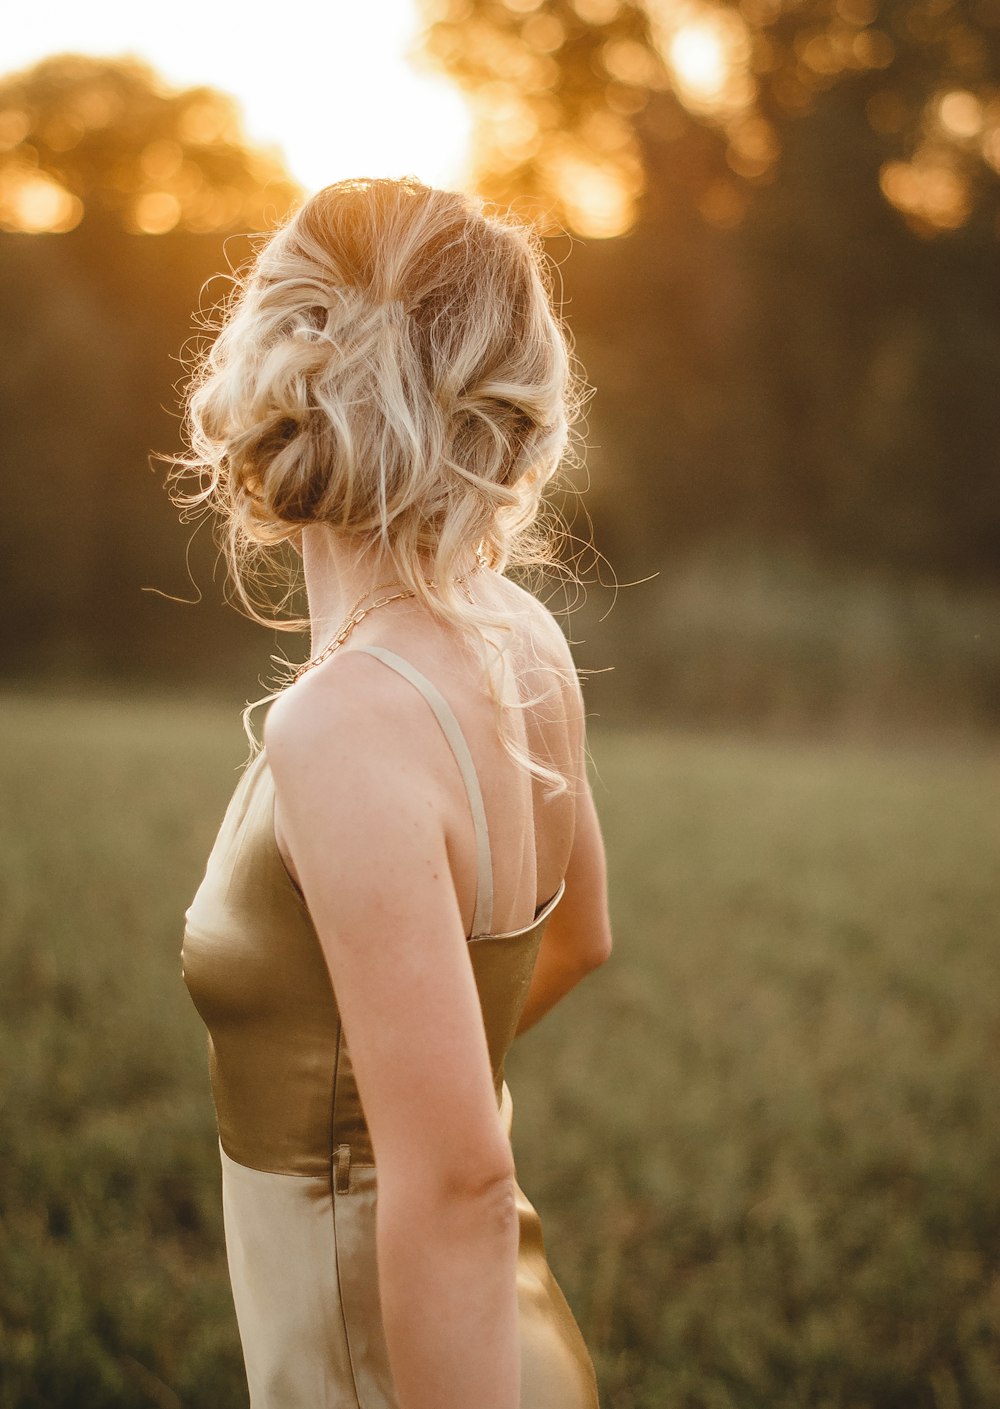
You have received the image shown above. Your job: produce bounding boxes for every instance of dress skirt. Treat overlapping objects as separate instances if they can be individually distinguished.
[219,1084,600,1409]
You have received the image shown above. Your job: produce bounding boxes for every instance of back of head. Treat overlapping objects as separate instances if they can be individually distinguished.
[183,177,576,576]
[173,176,585,791]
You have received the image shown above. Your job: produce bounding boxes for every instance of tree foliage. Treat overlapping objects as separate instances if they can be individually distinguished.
[0,37,996,708]
[0,56,303,684]
[0,54,300,235]
[417,0,1000,585]
[422,0,1000,239]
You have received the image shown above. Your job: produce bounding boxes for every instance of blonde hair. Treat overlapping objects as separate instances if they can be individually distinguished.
[168,177,587,793]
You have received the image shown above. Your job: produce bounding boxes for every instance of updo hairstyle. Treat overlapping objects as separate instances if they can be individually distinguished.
[170,177,585,791]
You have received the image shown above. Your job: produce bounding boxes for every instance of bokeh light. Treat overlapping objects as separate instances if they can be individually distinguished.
[1,0,474,198]
[0,167,83,232]
[649,1,755,120]
[936,89,983,141]
[670,21,731,102]
[880,152,971,233]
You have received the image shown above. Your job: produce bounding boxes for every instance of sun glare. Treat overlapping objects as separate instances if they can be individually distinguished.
[669,23,730,102]
[0,168,83,232]
[647,1,754,120]
[1,0,474,213]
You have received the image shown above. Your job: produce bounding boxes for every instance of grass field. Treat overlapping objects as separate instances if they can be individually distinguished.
[1,690,998,1409]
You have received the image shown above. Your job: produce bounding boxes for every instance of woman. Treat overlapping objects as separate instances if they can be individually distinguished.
[176,177,613,1409]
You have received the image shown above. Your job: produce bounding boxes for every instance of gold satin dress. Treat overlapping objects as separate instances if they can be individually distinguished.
[181,645,600,1409]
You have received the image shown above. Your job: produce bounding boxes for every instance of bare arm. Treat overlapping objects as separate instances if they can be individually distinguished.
[513,599,614,1034]
[264,656,520,1409]
[516,775,612,1034]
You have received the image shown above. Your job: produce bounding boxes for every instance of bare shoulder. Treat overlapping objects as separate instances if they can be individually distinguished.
[262,650,441,799]
[490,574,583,718]
[493,574,578,669]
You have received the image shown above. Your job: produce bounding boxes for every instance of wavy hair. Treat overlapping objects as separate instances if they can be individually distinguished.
[168,177,588,793]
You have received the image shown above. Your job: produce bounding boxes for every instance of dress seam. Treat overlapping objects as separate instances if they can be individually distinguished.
[217,1136,331,1179]
[330,1023,364,1407]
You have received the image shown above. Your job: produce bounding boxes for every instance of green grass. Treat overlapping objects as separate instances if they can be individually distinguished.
[1,691,998,1409]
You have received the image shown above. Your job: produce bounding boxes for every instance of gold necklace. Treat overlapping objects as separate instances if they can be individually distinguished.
[290,586,416,684]
[291,551,487,685]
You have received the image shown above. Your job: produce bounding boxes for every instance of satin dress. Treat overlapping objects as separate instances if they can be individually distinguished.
[181,644,600,1409]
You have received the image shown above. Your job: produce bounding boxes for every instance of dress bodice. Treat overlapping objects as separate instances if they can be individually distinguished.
[180,645,564,1178]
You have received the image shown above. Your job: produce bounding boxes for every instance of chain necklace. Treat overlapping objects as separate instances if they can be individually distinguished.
[290,586,415,684]
[291,550,487,685]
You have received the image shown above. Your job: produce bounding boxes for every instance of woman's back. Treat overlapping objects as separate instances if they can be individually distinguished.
[270,572,583,942]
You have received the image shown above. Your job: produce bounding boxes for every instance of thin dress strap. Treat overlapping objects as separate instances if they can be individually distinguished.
[350,645,494,938]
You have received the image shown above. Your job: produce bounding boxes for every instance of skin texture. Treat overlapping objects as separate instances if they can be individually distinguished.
[263,524,612,1409]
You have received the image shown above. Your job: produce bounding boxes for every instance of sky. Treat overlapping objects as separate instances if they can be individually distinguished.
[4,0,475,193]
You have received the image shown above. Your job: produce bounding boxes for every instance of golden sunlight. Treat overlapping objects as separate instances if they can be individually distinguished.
[670,22,730,102]
[648,1,755,121]
[936,90,983,142]
[0,167,83,232]
[2,0,474,208]
[552,153,638,238]
[880,153,971,232]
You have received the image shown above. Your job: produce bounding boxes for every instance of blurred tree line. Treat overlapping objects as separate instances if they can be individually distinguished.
[0,56,298,690]
[422,0,1000,577]
[1,13,998,731]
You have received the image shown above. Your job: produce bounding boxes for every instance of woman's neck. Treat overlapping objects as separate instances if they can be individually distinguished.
[298,524,479,658]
